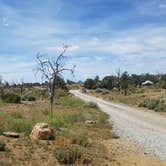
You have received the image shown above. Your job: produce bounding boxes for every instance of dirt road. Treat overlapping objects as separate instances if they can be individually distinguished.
[70,90,166,160]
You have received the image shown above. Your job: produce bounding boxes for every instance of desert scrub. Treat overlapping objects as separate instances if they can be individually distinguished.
[2,93,21,103]
[96,88,110,94]
[55,145,83,164]
[22,92,36,101]
[98,112,109,127]
[139,98,166,112]
[0,141,6,151]
[70,133,89,147]
[55,89,68,98]
[83,102,98,109]
[111,132,120,139]
[0,128,4,135]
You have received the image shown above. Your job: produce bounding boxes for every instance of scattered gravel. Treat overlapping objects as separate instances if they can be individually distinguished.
[70,90,166,160]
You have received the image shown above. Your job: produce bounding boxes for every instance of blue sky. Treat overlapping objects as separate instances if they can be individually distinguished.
[0,0,166,82]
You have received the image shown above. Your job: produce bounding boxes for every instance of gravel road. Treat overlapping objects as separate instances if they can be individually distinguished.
[70,90,166,160]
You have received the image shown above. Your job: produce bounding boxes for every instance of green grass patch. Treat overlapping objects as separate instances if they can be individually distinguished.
[6,118,33,136]
[56,96,84,108]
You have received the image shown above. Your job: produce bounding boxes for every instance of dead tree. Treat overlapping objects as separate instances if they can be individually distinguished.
[36,45,75,118]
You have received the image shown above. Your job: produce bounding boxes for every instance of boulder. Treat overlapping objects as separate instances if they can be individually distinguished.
[30,123,54,140]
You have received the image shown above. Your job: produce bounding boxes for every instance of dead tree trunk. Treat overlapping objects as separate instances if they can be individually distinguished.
[36,45,75,118]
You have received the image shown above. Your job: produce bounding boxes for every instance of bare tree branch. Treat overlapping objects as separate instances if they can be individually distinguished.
[36,45,75,118]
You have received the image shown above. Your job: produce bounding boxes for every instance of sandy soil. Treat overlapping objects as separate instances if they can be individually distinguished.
[104,139,166,166]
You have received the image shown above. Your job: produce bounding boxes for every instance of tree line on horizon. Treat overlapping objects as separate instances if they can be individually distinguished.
[83,72,166,95]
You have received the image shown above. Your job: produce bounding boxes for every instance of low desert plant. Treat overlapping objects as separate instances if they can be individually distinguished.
[22,92,36,101]
[161,82,166,89]
[147,99,160,109]
[0,141,6,151]
[55,89,68,98]
[83,102,98,109]
[96,88,110,94]
[55,145,83,164]
[111,132,120,139]
[139,98,166,112]
[2,93,21,103]
[70,134,89,147]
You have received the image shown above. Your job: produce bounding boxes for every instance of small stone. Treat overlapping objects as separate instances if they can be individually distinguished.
[144,152,148,155]
[3,132,20,138]
[85,120,97,125]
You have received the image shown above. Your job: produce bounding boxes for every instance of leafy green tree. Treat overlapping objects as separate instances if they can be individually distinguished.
[84,78,95,89]
[131,74,141,87]
[120,71,129,96]
[67,79,75,84]
[100,76,116,90]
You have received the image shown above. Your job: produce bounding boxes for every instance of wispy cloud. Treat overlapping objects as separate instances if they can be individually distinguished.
[0,0,166,82]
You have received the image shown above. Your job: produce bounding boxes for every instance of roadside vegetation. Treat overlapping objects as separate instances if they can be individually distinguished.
[0,86,115,165]
[83,72,166,113]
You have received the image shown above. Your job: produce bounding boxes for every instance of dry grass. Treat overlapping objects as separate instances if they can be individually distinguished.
[89,86,166,108]
[0,91,114,165]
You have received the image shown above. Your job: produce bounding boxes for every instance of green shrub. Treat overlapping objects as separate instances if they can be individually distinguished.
[98,113,108,126]
[154,100,166,112]
[83,102,98,109]
[139,98,166,112]
[0,141,6,151]
[42,109,50,116]
[101,89,110,95]
[22,92,36,101]
[50,117,64,129]
[96,88,110,94]
[161,82,166,89]
[147,99,160,109]
[96,88,103,93]
[55,89,68,98]
[138,100,148,107]
[70,134,89,147]
[2,93,21,103]
[0,128,3,135]
[111,132,120,139]
[75,113,86,122]
[55,145,82,164]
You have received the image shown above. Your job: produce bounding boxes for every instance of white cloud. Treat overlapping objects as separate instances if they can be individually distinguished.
[159,4,166,8]
[0,0,166,82]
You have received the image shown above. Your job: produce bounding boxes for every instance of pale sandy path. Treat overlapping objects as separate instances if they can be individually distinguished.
[70,90,166,160]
